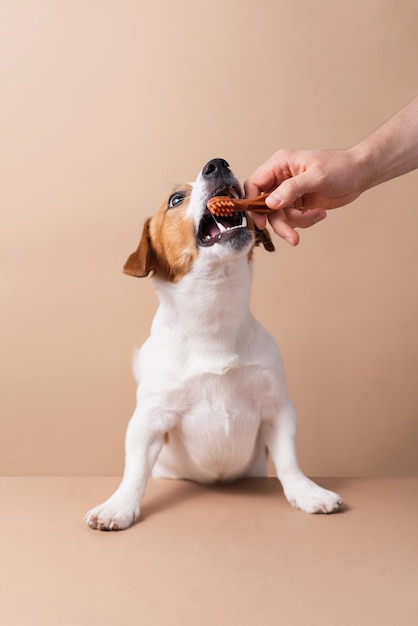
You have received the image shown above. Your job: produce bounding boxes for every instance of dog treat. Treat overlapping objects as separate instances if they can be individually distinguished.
[207,193,273,217]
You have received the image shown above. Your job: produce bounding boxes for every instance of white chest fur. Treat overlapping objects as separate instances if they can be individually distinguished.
[151,363,276,482]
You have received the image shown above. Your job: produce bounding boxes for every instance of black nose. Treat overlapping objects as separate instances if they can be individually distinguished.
[202,158,230,179]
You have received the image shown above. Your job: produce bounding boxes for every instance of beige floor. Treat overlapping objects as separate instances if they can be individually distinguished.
[1,477,417,625]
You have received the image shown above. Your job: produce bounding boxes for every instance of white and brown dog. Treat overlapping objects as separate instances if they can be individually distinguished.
[86,158,343,530]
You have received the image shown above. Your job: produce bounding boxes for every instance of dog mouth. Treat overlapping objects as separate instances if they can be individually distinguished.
[198,186,247,247]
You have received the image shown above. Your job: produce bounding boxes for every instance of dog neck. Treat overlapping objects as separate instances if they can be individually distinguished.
[152,255,254,349]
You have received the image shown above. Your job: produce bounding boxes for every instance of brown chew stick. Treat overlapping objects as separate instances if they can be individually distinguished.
[207,193,273,217]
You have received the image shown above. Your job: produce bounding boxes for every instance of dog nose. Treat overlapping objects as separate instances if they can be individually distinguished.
[202,158,230,179]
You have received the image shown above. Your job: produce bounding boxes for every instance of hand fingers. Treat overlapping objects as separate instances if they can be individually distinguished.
[249,211,267,230]
[265,208,326,246]
[244,162,277,198]
[267,210,300,246]
[244,178,262,199]
[283,207,327,229]
[266,171,318,210]
[244,157,284,198]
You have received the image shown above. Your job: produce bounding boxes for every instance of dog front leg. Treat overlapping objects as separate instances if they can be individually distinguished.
[263,401,343,514]
[85,409,165,530]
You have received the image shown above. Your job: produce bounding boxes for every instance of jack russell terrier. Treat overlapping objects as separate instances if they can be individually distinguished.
[86,158,343,530]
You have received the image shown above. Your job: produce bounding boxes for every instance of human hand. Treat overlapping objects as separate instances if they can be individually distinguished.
[245,148,363,245]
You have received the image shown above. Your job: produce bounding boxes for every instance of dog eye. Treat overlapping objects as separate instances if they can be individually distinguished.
[168,192,185,209]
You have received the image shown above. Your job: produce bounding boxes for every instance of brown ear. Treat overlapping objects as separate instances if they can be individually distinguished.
[123,219,155,277]
[254,225,275,252]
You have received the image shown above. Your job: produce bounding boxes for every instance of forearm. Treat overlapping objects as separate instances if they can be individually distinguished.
[350,97,418,192]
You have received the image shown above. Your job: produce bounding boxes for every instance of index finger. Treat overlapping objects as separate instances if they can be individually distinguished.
[244,160,281,198]
[244,177,263,199]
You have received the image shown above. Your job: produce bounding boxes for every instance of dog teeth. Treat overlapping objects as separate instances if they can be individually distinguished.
[215,220,246,233]
[213,215,247,232]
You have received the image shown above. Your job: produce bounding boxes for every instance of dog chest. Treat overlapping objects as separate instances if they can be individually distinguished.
[154,364,276,482]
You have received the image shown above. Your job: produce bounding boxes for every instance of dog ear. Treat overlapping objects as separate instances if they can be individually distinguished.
[254,225,275,252]
[123,219,156,277]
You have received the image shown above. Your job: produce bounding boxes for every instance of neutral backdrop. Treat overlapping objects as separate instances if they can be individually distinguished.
[1,0,417,477]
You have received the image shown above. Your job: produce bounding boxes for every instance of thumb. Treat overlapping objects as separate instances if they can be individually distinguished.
[266,171,315,209]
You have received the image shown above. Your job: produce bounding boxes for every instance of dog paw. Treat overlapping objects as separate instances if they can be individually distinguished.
[85,496,140,531]
[283,476,343,514]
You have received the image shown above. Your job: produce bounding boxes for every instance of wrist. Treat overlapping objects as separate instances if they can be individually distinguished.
[345,143,375,195]
[347,98,418,192]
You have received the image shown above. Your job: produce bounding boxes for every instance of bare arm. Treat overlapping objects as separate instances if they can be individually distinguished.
[245,97,418,245]
[353,96,418,189]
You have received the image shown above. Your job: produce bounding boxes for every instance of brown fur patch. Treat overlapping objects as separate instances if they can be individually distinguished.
[123,185,198,282]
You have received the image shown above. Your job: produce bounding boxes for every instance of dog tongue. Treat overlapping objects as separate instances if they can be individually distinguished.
[208,223,221,238]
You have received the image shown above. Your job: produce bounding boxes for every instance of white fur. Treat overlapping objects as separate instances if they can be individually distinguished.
[86,165,342,530]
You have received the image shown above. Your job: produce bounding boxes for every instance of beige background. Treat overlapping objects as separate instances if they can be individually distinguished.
[1,0,417,477]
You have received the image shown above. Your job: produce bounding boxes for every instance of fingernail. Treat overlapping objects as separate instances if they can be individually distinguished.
[267,191,281,208]
[313,211,327,223]
[284,236,295,246]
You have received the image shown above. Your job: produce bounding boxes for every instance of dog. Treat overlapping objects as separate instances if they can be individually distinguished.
[85,158,343,530]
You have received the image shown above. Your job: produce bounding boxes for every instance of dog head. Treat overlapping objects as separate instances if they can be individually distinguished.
[123,158,274,282]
